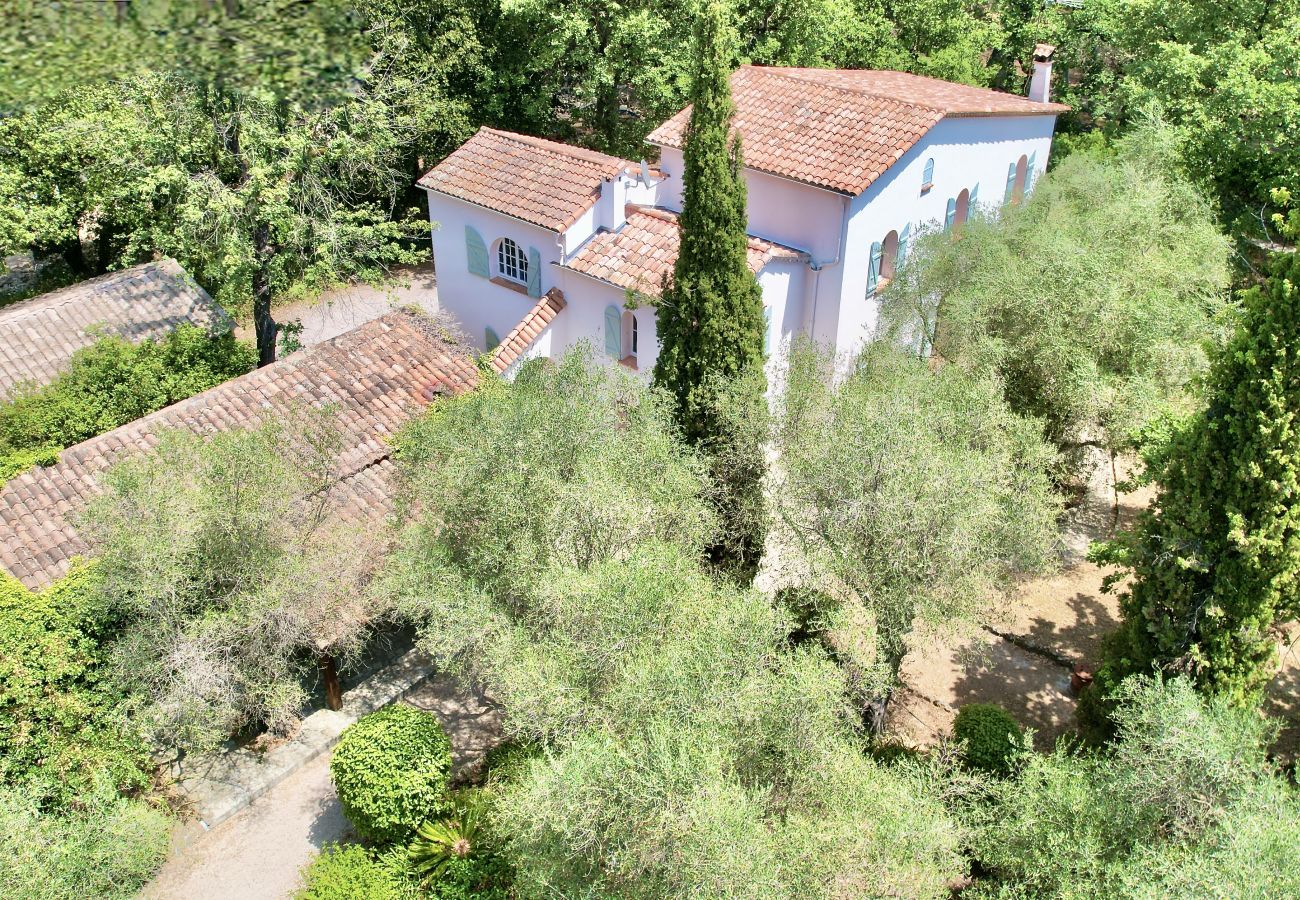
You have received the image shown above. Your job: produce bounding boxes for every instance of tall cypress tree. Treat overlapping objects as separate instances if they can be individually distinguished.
[1085,252,1300,729]
[653,1,766,579]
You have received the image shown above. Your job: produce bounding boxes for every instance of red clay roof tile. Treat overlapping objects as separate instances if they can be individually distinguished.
[0,311,478,590]
[561,207,804,298]
[647,66,1067,196]
[418,127,631,232]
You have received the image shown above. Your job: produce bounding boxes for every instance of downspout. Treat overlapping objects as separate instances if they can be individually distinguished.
[804,193,853,341]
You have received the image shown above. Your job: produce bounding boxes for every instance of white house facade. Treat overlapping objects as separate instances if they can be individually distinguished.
[419,53,1066,375]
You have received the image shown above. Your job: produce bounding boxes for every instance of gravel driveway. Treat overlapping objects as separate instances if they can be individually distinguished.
[235,263,438,349]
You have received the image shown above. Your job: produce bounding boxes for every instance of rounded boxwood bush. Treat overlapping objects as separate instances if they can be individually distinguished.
[953,703,1024,776]
[295,844,406,900]
[330,704,453,845]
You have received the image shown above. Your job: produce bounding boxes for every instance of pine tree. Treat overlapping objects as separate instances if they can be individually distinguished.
[652,0,766,579]
[1085,252,1300,729]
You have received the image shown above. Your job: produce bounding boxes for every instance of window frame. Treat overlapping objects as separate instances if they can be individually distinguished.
[496,237,528,284]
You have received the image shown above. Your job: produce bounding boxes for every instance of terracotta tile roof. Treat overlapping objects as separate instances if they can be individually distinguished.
[647,66,1068,196]
[0,310,478,590]
[491,288,567,374]
[560,206,805,298]
[418,127,631,232]
[0,258,230,400]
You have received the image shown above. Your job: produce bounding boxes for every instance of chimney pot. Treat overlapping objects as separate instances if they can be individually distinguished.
[1028,43,1055,103]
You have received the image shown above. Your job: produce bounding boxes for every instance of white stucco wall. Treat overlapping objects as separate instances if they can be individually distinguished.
[832,114,1058,356]
[549,259,803,379]
[425,191,563,351]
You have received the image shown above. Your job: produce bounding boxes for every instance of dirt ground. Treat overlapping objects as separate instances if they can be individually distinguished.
[891,457,1300,759]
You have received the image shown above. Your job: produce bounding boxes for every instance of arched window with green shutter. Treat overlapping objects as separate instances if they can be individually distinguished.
[465,226,489,277]
[921,158,935,193]
[485,327,500,351]
[604,304,622,358]
[944,198,957,232]
[1004,162,1017,204]
[898,223,912,264]
[527,247,542,298]
[867,241,883,295]
[1025,151,1038,193]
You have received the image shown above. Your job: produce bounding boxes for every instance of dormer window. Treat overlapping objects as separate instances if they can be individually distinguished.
[497,238,527,284]
[921,158,935,194]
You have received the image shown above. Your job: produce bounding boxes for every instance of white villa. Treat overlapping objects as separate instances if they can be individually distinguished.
[419,50,1066,376]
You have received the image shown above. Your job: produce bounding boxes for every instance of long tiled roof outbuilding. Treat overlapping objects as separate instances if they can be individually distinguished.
[0,258,229,400]
[0,310,478,590]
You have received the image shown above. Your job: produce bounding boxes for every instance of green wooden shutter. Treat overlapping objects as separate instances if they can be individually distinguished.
[922,158,935,188]
[969,183,979,210]
[898,223,912,263]
[867,241,882,294]
[1004,162,1017,203]
[604,305,622,358]
[1025,152,1038,192]
[944,199,956,232]
[527,247,542,298]
[465,226,489,277]
[763,306,773,355]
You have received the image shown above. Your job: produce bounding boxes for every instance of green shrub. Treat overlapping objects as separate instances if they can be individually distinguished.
[0,790,171,900]
[0,324,254,481]
[954,703,1024,776]
[0,566,151,810]
[969,677,1300,899]
[331,704,453,845]
[296,844,409,900]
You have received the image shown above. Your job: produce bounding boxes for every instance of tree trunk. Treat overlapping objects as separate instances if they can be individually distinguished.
[252,221,277,367]
[864,687,894,735]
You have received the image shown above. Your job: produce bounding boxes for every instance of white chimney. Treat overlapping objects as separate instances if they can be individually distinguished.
[1028,43,1055,103]
[597,174,627,232]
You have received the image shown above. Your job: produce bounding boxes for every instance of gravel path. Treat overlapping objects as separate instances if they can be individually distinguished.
[145,678,502,900]
[235,263,438,349]
[144,751,348,900]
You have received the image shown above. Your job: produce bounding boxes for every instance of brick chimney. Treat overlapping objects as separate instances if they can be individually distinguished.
[1028,43,1055,103]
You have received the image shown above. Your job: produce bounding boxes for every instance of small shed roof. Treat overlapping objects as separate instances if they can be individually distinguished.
[0,258,229,400]
[0,310,478,590]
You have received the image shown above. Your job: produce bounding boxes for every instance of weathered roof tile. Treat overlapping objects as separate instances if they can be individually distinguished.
[0,258,229,400]
[647,66,1067,196]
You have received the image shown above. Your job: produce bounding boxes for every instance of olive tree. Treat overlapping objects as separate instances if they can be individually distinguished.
[767,342,1060,729]
[880,122,1230,480]
[80,415,386,754]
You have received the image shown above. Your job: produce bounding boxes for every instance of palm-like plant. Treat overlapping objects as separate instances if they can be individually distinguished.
[408,793,483,885]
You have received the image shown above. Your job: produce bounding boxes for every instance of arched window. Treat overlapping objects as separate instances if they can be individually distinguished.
[485,327,500,351]
[944,198,957,232]
[1012,154,1028,205]
[953,188,971,233]
[867,240,884,295]
[880,230,900,284]
[621,310,638,366]
[921,158,935,194]
[497,237,527,283]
